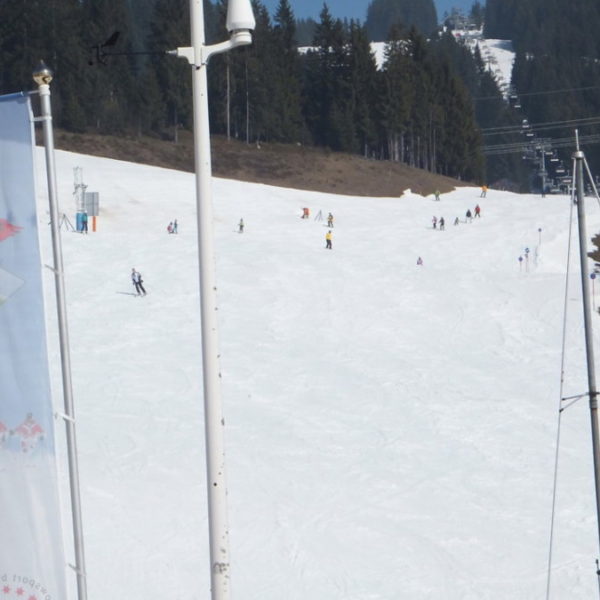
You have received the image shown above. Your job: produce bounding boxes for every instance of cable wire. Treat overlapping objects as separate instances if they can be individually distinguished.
[546,161,578,600]
[482,116,600,137]
[474,85,600,102]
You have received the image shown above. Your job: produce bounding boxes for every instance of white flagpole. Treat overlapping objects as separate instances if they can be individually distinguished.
[33,62,88,600]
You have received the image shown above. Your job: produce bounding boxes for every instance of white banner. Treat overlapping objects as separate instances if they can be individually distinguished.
[0,93,67,600]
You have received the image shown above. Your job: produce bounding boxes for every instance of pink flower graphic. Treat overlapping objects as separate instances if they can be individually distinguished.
[12,413,44,453]
[0,219,23,242]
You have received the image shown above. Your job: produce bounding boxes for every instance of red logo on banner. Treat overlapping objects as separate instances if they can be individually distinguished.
[12,414,44,453]
[0,219,23,242]
[1,581,46,598]
[0,421,7,447]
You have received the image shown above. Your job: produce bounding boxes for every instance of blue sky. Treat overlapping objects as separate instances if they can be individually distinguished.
[260,0,475,22]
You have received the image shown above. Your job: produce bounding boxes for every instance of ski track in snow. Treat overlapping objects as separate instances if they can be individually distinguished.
[32,148,600,599]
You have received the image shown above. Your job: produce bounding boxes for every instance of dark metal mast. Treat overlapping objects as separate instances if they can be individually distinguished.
[573,137,600,556]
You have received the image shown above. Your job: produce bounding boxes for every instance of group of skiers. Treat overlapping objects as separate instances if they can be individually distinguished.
[325,212,334,249]
[133,219,177,294]
[133,194,485,292]
[297,208,336,249]
[420,199,485,265]
[432,204,481,230]
[136,193,485,291]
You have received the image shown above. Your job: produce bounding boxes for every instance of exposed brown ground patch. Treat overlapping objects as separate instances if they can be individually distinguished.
[51,129,471,198]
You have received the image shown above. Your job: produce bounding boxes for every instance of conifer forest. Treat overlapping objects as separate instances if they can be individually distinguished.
[1,0,599,190]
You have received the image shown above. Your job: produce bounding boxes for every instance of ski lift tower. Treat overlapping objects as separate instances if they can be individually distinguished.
[73,167,87,231]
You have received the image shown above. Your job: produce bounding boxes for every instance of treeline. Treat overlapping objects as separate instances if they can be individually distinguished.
[0,0,498,182]
[365,0,438,42]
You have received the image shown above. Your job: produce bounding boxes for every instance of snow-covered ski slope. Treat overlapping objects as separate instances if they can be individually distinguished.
[306,35,515,97]
[36,149,600,599]
[451,28,515,97]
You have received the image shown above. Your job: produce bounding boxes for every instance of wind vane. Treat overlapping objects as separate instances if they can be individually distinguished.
[89,31,167,66]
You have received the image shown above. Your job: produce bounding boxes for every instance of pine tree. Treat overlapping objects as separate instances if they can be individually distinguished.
[79,0,140,133]
[347,21,380,156]
[381,25,413,161]
[302,4,354,151]
[144,0,192,138]
[271,0,304,141]
[365,0,438,42]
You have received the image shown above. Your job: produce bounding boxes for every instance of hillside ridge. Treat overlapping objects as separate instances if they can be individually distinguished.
[50,129,471,198]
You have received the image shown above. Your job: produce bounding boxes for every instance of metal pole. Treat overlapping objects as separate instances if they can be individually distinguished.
[541,148,547,197]
[33,63,88,600]
[573,148,600,553]
[189,2,232,597]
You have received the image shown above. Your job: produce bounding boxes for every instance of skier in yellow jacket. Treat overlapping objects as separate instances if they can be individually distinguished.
[325,230,332,249]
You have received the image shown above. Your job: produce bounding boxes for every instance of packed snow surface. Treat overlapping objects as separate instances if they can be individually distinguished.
[36,149,600,599]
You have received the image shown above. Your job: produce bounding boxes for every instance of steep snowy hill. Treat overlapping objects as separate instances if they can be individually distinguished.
[36,149,600,599]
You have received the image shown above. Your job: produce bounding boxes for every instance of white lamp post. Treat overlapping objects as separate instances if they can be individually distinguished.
[172,2,255,599]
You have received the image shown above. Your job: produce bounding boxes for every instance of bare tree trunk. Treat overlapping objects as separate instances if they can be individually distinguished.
[174,106,178,144]
[226,59,231,142]
[400,132,405,163]
[245,59,250,145]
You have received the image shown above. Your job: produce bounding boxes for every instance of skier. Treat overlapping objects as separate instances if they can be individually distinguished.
[454,216,459,226]
[475,204,481,218]
[434,190,440,201]
[325,230,332,249]
[238,218,244,233]
[432,216,437,229]
[417,256,423,266]
[480,185,488,198]
[466,209,472,222]
[167,222,173,234]
[81,211,88,234]
[173,219,178,234]
[131,268,147,296]
[301,207,310,219]
[327,212,334,228]
[439,217,445,230]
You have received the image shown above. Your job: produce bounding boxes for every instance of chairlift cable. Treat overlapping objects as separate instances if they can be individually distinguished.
[474,85,600,102]
[482,116,600,136]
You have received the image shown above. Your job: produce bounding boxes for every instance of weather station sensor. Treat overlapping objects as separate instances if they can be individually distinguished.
[226,0,256,44]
